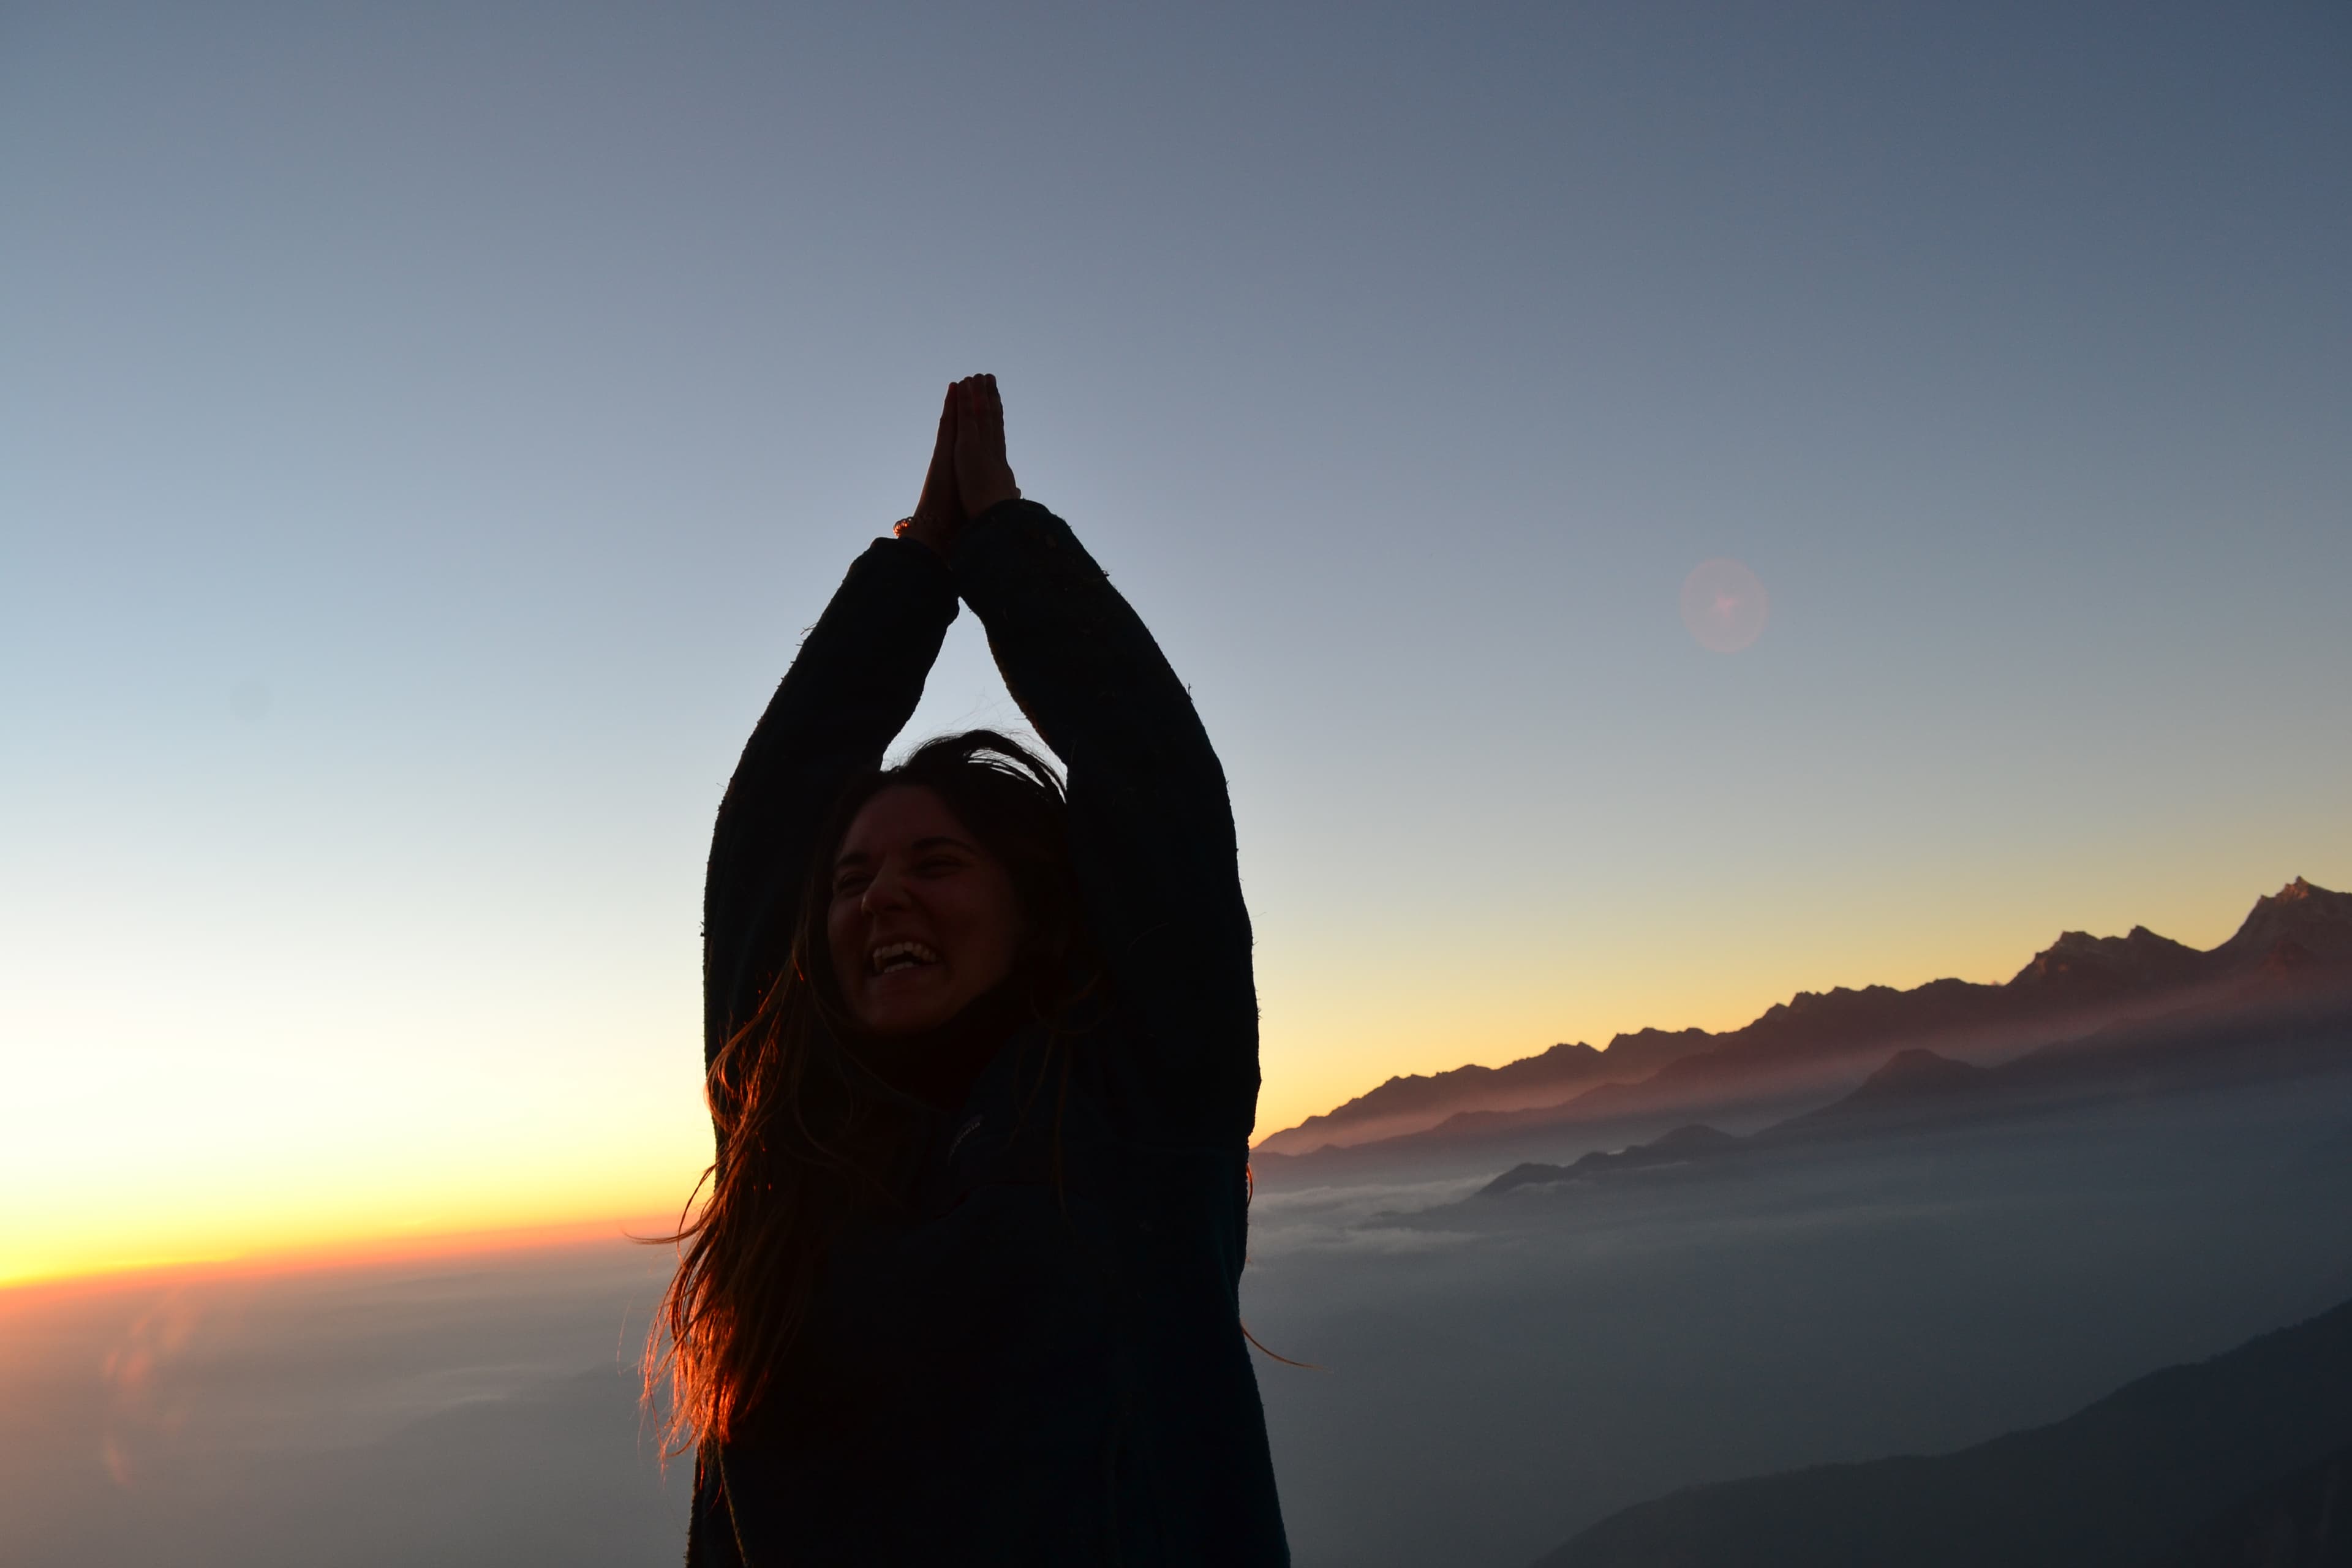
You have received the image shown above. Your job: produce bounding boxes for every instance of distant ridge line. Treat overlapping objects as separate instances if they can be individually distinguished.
[1256,878,2352,1159]
[1477,982,2352,1200]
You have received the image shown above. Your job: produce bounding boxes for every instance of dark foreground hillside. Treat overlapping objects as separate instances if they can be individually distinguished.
[2160,1442,2352,1567]
[1535,1297,2352,1568]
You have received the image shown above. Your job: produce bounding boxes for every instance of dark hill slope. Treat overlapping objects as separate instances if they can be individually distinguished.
[2158,1441,2352,1567]
[1532,1297,2352,1568]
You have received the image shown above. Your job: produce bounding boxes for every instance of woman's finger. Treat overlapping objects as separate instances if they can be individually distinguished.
[911,382,960,526]
[951,374,1018,514]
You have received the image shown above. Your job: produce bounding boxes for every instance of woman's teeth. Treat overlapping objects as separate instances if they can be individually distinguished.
[870,940,940,974]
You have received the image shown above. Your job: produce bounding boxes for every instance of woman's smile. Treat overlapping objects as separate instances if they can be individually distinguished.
[869,938,941,974]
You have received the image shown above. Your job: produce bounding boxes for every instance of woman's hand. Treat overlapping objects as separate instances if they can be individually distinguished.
[895,375,1018,556]
[897,383,965,557]
[954,374,1020,518]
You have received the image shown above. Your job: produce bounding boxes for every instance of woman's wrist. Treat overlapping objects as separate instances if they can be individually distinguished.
[960,479,1019,516]
[894,514,960,558]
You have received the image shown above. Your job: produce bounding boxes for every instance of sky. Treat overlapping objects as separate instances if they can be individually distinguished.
[4,0,2348,1284]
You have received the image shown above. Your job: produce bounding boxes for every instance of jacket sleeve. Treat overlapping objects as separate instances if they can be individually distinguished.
[951,499,1260,1145]
[703,537,960,1074]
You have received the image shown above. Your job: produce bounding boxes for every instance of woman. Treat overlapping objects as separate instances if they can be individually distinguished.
[655,376,1291,1564]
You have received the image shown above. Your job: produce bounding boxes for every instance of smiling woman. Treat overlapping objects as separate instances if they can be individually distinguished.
[811,733,1095,1109]
[649,377,1289,1565]
[827,763,1051,1041]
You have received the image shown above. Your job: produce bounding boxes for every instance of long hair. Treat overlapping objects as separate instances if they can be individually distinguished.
[644,731,1087,1458]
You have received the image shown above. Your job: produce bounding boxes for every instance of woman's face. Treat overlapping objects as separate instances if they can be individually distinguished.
[827,785,1024,1037]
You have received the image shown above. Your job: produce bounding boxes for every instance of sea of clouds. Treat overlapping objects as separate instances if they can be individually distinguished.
[7,1073,2350,1568]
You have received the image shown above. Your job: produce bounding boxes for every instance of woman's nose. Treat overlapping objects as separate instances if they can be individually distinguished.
[859,862,910,914]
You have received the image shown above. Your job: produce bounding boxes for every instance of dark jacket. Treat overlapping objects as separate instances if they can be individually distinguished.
[690,500,1289,1566]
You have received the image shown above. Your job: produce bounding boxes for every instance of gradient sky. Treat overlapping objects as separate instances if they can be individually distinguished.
[5,1,2348,1284]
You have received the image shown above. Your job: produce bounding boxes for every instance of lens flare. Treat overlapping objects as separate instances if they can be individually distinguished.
[1679,558,1770,652]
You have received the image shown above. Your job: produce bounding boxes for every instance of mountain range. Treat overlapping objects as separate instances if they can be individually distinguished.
[1256,878,2352,1164]
[1480,974,2352,1199]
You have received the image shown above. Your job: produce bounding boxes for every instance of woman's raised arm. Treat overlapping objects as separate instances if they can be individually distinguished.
[946,382,1259,1145]
[701,399,966,1073]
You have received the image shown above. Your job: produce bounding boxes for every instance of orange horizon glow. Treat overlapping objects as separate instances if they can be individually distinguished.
[10,863,2342,1293]
[0,1209,688,1300]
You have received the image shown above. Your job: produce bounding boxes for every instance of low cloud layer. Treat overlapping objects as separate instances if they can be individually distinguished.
[7,1074,2350,1567]
[1,1243,689,1568]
